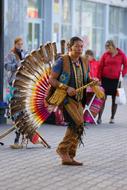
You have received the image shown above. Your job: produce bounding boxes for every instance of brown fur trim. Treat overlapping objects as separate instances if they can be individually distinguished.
[80,56,89,77]
[61,54,70,74]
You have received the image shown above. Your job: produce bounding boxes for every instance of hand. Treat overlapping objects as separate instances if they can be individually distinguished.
[90,78,100,86]
[67,87,76,97]
[47,105,56,113]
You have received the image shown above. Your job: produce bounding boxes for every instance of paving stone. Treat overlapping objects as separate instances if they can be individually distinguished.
[0,93,127,190]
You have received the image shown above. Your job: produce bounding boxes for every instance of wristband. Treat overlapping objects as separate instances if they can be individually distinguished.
[58,83,68,90]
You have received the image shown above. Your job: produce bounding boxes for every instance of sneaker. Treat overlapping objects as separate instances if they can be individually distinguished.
[109,118,115,124]
[97,118,102,124]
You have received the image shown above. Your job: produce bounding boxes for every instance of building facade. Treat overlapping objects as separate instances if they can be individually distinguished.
[4,0,52,55]
[52,0,127,57]
[4,0,127,56]
[3,0,127,100]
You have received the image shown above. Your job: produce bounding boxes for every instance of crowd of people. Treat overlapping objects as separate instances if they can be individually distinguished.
[3,36,127,165]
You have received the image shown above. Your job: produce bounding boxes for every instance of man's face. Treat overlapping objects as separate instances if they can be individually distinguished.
[70,40,84,56]
[15,40,23,50]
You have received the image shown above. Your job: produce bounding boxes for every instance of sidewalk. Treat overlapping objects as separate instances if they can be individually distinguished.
[0,120,127,190]
[0,81,127,190]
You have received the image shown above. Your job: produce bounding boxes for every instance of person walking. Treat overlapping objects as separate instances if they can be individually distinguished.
[97,40,127,124]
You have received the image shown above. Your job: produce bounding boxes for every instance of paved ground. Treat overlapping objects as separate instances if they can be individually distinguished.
[0,79,127,190]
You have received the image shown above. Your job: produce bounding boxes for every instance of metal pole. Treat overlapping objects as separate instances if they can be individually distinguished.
[0,0,4,101]
[0,0,6,124]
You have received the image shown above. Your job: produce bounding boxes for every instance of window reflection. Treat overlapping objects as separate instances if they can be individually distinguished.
[61,0,72,40]
[109,6,126,34]
[62,0,72,23]
[27,0,42,18]
[74,0,105,57]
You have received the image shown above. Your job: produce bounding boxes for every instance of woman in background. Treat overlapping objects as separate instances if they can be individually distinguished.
[97,40,127,124]
[4,37,28,145]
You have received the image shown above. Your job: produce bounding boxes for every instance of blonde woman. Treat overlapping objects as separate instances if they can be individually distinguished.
[97,40,127,124]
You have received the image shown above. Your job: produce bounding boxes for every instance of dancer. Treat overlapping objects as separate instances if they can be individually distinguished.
[49,36,96,165]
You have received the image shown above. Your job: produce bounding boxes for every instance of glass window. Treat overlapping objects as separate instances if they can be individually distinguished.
[124,39,127,54]
[27,0,42,18]
[27,21,42,50]
[119,9,124,33]
[94,4,105,28]
[34,23,40,49]
[62,0,72,23]
[27,0,44,50]
[74,0,105,57]
[92,28,104,57]
[28,23,32,50]
[75,0,81,35]
[61,24,72,40]
[53,22,60,42]
[61,0,72,39]
[109,6,119,34]
[54,0,60,14]
[109,6,126,35]
[109,6,127,53]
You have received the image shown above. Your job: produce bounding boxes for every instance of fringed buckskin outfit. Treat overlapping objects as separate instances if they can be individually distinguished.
[50,54,90,159]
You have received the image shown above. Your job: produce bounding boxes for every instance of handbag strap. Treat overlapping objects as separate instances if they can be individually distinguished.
[118,65,123,88]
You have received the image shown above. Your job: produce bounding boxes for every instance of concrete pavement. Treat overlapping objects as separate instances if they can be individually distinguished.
[0,118,127,190]
[0,80,127,190]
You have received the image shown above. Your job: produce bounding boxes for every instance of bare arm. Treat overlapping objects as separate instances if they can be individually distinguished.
[49,71,61,88]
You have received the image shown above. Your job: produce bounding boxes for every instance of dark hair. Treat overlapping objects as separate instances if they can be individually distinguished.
[105,40,116,49]
[85,49,94,57]
[67,36,83,48]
